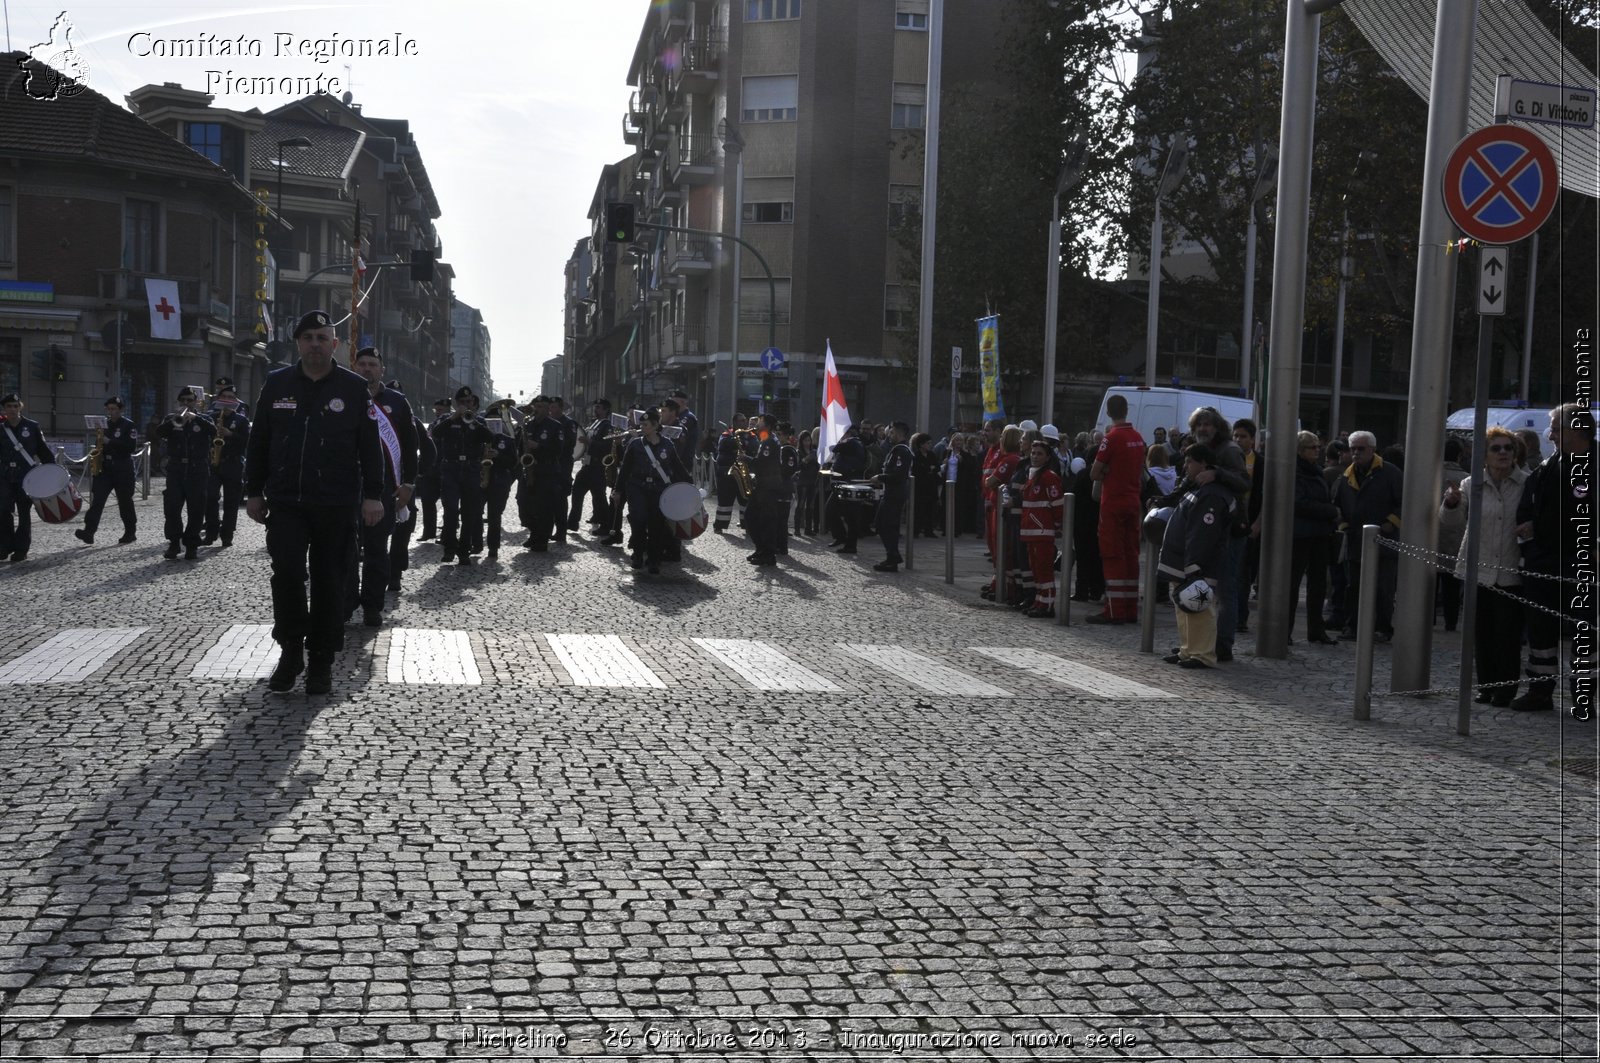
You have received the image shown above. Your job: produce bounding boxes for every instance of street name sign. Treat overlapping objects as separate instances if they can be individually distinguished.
[1477,246,1508,316]
[1497,76,1596,129]
[1442,125,1559,244]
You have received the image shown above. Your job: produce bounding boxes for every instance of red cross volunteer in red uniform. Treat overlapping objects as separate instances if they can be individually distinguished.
[1019,439,1065,618]
[1089,392,1147,623]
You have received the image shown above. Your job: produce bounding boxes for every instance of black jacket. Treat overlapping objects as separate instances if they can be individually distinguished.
[1517,447,1593,572]
[245,362,382,505]
[1293,455,1340,539]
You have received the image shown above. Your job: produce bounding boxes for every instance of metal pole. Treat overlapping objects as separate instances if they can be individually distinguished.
[728,149,744,426]
[915,0,944,433]
[1144,200,1163,387]
[904,474,915,571]
[1520,232,1538,403]
[140,443,150,500]
[1256,0,1322,662]
[1058,492,1075,627]
[1456,288,1496,737]
[1139,539,1157,653]
[944,467,955,585]
[1330,213,1350,440]
[1042,194,1062,425]
[1353,523,1379,721]
[1392,1,1479,693]
[1241,209,1257,398]
[949,347,959,431]
[994,492,1006,608]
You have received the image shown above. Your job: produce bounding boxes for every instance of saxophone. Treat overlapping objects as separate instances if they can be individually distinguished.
[209,410,226,468]
[88,425,105,477]
[480,441,496,490]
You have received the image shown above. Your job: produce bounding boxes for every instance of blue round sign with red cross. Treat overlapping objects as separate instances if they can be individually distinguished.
[1442,124,1559,244]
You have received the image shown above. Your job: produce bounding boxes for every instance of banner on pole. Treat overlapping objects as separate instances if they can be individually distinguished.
[977,315,1005,421]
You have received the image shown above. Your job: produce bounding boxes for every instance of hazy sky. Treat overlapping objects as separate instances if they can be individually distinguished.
[11,1,640,398]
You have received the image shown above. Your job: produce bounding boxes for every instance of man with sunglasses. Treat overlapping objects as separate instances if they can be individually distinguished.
[1334,430,1403,642]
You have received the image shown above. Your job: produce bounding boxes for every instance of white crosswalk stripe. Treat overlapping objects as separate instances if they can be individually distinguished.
[692,638,841,692]
[0,627,148,684]
[387,628,481,685]
[546,633,664,688]
[192,625,278,680]
[970,647,1176,699]
[840,643,1012,697]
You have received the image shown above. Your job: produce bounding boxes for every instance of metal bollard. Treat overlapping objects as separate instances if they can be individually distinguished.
[1058,493,1075,627]
[140,444,151,499]
[1353,524,1380,721]
[904,475,914,571]
[1139,539,1158,653]
[994,497,1007,608]
[944,476,955,585]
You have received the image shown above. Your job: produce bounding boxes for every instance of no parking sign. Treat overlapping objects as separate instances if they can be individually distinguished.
[1441,124,1559,244]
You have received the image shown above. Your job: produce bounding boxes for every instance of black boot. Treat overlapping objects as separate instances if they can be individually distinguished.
[1510,674,1555,712]
[267,643,304,692]
[304,655,334,696]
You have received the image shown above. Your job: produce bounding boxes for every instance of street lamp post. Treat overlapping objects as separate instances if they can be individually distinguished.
[1143,141,1189,387]
[1040,136,1088,426]
[1240,146,1277,399]
[719,118,745,427]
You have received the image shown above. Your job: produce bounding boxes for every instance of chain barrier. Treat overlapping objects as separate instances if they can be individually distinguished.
[1375,533,1582,586]
[1377,671,1583,700]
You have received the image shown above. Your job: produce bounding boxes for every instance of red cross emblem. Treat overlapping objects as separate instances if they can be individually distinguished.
[154,297,177,321]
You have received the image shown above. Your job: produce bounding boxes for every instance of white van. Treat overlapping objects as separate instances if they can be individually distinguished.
[1444,405,1552,435]
[1095,386,1257,445]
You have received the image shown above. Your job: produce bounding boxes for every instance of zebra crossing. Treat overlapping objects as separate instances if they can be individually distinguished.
[0,625,1177,699]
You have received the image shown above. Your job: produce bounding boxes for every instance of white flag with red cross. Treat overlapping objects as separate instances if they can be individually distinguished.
[146,279,182,341]
[817,340,852,465]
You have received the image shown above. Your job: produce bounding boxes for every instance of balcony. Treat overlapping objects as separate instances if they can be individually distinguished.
[665,235,715,276]
[672,32,723,95]
[668,132,718,185]
[668,323,707,360]
[622,109,644,146]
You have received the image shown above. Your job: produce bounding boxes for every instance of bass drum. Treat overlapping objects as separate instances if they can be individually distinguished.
[660,481,709,540]
[23,463,83,524]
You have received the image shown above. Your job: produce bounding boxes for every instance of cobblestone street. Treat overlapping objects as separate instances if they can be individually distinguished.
[0,498,1595,1059]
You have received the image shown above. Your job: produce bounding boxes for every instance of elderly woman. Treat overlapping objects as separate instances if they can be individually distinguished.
[1439,425,1527,706]
[1290,431,1340,644]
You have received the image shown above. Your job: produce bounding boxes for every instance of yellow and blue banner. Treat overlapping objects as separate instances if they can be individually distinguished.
[977,315,1005,421]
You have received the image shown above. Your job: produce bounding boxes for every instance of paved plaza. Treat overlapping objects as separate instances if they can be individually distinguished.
[0,496,1595,1059]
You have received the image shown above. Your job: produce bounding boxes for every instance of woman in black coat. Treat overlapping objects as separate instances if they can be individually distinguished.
[910,433,942,536]
[953,434,981,536]
[1290,431,1340,643]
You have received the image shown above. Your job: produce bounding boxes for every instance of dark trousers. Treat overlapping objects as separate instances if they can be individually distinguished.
[749,492,783,557]
[1437,573,1463,629]
[485,475,513,552]
[826,487,861,547]
[1343,532,1398,636]
[204,463,243,542]
[524,475,564,546]
[878,496,905,564]
[439,464,482,556]
[1289,534,1331,640]
[714,469,739,527]
[794,484,819,534]
[625,483,670,564]
[162,465,208,546]
[390,502,415,576]
[417,473,439,538]
[1472,583,1525,696]
[1522,564,1593,706]
[1327,541,1350,623]
[84,464,136,537]
[347,494,396,613]
[266,502,358,661]
[0,476,31,556]
[568,465,609,528]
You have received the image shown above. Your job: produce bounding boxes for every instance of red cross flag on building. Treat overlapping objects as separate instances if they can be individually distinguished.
[145,278,182,341]
[816,340,852,464]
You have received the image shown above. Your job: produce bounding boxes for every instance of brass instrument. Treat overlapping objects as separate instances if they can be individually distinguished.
[88,426,105,477]
[602,430,636,488]
[480,441,495,490]
[730,428,757,500]
[209,408,227,468]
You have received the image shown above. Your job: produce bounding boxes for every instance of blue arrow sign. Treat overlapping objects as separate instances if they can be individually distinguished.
[760,346,785,371]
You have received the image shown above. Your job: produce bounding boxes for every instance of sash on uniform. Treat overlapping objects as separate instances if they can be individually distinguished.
[2,424,40,468]
[369,400,409,522]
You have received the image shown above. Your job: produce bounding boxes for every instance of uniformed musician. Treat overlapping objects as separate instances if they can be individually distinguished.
[0,393,59,562]
[517,395,565,551]
[349,348,418,623]
[775,421,799,556]
[202,379,249,548]
[431,385,491,566]
[611,406,691,574]
[567,397,613,532]
[871,421,914,573]
[669,389,700,470]
[245,309,384,695]
[712,412,748,532]
[416,397,450,541]
[745,413,785,567]
[482,405,519,560]
[155,386,215,561]
[824,424,867,554]
[75,396,139,546]
[547,396,579,545]
[392,395,434,590]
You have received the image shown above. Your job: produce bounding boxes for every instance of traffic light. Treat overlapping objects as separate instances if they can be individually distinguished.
[30,349,47,380]
[410,247,435,282]
[47,346,66,384]
[605,202,636,243]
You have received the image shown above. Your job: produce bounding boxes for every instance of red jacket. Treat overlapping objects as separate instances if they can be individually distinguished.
[1020,467,1064,537]
[986,452,1021,504]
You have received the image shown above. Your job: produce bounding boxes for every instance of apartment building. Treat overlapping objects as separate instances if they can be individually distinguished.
[566,0,1006,427]
[127,84,457,404]
[449,299,493,401]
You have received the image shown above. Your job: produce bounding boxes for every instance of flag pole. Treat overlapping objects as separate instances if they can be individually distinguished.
[349,180,361,364]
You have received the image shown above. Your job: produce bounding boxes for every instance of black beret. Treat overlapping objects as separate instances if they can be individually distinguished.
[177,387,197,399]
[433,398,450,408]
[104,396,124,408]
[214,376,234,388]
[292,310,333,337]
[1,393,20,405]
[593,398,611,408]
[453,385,474,401]
[385,379,403,392]
[216,382,236,395]
[355,346,380,361]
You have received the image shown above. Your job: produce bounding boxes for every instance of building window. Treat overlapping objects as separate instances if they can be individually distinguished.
[888,184,921,228]
[0,186,13,266]
[884,284,916,330]
[184,122,242,178]
[743,201,793,223]
[124,199,160,273]
[0,339,18,398]
[891,83,926,129]
[746,0,800,20]
[743,75,799,123]
[740,278,791,324]
[895,11,927,29]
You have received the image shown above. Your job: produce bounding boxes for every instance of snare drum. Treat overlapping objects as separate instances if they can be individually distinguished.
[660,481,709,540]
[835,482,880,505]
[22,463,83,524]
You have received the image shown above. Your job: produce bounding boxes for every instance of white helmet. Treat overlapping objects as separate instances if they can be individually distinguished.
[1018,419,1039,433]
[1174,577,1215,614]
[1040,424,1061,441]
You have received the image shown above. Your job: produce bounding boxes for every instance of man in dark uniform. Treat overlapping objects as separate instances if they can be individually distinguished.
[202,380,249,547]
[873,421,914,572]
[825,424,867,554]
[670,389,701,471]
[518,395,566,551]
[775,421,798,556]
[246,309,384,695]
[546,396,579,545]
[155,386,216,561]
[349,348,418,624]
[712,413,747,532]
[431,385,492,566]
[567,397,613,532]
[745,413,785,567]
[482,404,519,560]
[0,393,59,562]
[416,397,449,541]
[612,406,692,574]
[75,396,139,545]
[391,389,434,591]
[217,375,249,416]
